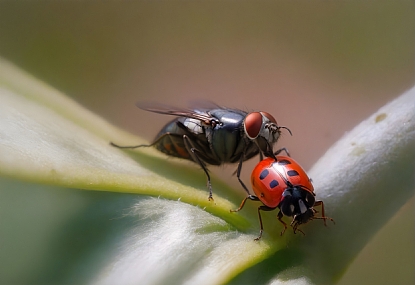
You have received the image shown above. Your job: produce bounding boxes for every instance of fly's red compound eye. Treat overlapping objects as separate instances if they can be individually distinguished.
[260,111,277,124]
[244,112,263,139]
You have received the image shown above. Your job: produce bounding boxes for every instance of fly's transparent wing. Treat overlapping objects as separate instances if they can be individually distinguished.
[137,102,221,126]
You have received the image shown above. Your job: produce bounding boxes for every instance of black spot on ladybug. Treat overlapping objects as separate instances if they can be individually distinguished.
[269,180,279,188]
[260,169,269,180]
[287,170,299,176]
[278,159,291,165]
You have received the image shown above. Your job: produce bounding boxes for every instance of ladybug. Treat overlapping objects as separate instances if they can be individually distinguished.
[110,102,291,201]
[231,153,334,240]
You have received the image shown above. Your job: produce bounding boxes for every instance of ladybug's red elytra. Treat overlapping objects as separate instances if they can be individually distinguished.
[231,154,334,240]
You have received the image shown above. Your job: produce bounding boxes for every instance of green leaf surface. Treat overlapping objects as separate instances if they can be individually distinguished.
[0,58,275,284]
[0,58,248,226]
[0,58,414,285]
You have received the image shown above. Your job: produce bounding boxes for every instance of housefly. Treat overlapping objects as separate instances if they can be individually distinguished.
[110,102,292,200]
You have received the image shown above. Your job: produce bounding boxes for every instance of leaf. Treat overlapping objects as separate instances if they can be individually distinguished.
[0,58,414,285]
[0,57,273,284]
[0,57,247,225]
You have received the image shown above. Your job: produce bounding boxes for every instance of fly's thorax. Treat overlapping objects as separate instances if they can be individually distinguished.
[182,117,205,135]
[209,108,247,127]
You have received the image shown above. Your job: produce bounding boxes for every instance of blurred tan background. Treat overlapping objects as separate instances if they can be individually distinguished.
[0,2,414,185]
[0,2,414,284]
[0,2,413,181]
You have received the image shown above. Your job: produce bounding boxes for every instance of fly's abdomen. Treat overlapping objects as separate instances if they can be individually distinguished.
[153,119,191,160]
[153,118,214,163]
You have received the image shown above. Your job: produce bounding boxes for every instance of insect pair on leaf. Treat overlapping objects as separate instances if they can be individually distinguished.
[111,102,334,240]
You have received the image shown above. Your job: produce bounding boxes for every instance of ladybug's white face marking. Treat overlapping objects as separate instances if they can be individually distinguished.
[298,199,308,214]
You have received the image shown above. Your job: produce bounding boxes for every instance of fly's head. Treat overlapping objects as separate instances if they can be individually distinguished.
[243,112,291,153]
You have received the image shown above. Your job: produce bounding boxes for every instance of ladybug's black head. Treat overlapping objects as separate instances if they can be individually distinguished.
[279,186,316,232]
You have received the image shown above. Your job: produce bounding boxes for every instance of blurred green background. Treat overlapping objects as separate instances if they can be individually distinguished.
[0,1,414,284]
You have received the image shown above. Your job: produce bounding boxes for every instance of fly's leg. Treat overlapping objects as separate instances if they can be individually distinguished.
[182,135,213,201]
[264,147,290,161]
[274,147,290,157]
[261,141,288,160]
[254,140,265,161]
[110,142,151,149]
[110,132,182,149]
[236,154,253,196]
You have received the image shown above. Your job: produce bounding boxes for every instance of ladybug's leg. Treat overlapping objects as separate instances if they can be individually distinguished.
[230,195,259,213]
[293,227,306,236]
[182,135,213,201]
[255,205,275,241]
[313,200,335,226]
[236,154,253,196]
[313,201,325,225]
[291,219,306,236]
[110,132,183,149]
[277,210,288,236]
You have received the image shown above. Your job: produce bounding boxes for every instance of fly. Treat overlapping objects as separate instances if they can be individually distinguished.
[110,102,292,200]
